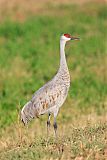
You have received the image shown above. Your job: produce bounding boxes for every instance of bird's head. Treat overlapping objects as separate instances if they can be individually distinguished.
[61,33,80,42]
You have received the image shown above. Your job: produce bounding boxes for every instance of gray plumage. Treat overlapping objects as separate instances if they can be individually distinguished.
[21,33,79,136]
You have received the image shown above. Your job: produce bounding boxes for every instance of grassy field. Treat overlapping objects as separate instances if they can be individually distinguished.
[0,1,107,159]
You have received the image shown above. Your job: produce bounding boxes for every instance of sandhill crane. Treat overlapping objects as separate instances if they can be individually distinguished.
[21,33,79,137]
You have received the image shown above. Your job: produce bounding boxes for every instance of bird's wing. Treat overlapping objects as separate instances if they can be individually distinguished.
[31,80,62,111]
[21,79,62,125]
[21,101,36,125]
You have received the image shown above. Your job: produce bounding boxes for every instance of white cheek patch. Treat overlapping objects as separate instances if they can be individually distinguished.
[61,35,71,41]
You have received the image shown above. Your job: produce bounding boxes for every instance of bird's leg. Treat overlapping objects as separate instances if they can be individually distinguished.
[53,117,57,139]
[53,108,59,139]
[47,113,51,138]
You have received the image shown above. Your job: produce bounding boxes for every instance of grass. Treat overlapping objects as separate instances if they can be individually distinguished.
[0,1,107,159]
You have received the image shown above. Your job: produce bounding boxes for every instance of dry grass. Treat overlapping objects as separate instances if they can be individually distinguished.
[0,112,107,159]
[0,0,106,21]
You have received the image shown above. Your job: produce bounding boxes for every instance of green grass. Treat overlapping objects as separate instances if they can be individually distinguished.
[0,2,107,159]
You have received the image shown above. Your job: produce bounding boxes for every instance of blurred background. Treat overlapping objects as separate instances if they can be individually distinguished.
[0,0,107,159]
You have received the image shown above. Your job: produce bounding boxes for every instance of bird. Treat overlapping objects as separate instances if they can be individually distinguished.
[21,33,79,138]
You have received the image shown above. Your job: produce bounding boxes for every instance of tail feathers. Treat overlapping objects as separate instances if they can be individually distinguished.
[21,101,37,125]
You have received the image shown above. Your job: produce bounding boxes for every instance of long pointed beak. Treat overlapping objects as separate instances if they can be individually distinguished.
[71,36,80,40]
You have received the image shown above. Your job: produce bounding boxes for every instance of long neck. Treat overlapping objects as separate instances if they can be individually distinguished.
[59,40,68,70]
